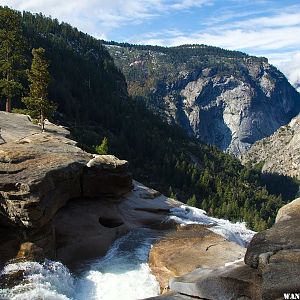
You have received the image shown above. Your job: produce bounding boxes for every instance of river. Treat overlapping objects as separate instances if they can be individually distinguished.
[0,205,255,300]
[0,229,160,300]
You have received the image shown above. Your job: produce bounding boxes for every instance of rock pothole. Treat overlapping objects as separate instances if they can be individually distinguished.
[98,217,124,228]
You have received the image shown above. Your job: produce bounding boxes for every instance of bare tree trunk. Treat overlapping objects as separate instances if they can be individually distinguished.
[41,112,45,132]
[40,107,45,132]
[6,98,11,112]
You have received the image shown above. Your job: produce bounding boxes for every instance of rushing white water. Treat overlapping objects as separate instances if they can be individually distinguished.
[75,229,160,300]
[0,206,256,299]
[0,229,160,300]
[169,205,255,247]
[0,260,74,300]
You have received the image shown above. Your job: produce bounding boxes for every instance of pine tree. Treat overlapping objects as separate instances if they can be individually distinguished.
[187,194,197,207]
[0,7,26,112]
[22,47,56,131]
[95,137,109,155]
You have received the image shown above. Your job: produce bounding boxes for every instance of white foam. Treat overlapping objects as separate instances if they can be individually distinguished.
[169,205,255,247]
[76,263,159,300]
[0,230,160,300]
[75,229,160,300]
[0,260,74,300]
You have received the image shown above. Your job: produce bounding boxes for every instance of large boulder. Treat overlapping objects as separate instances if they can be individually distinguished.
[169,262,261,300]
[83,155,132,199]
[149,224,246,292]
[0,141,132,229]
[0,113,182,268]
[245,197,300,299]
[276,197,300,223]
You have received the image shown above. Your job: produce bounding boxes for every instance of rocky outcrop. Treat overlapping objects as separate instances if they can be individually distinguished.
[242,113,300,180]
[54,180,180,266]
[0,112,180,267]
[169,262,261,300]
[0,115,132,227]
[149,224,246,292]
[83,155,132,199]
[244,197,300,299]
[106,44,300,156]
[153,198,300,300]
[276,197,300,223]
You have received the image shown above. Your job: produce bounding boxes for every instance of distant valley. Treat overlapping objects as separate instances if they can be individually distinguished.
[0,8,299,231]
[105,42,300,156]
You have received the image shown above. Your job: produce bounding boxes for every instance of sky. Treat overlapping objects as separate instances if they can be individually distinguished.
[1,0,300,89]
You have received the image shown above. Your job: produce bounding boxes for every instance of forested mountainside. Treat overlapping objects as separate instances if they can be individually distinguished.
[105,42,300,156]
[1,7,298,231]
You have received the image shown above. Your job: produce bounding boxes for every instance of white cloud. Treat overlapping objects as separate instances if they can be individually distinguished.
[228,12,300,29]
[170,0,212,10]
[0,0,159,38]
[273,52,300,91]
[0,0,210,38]
[137,26,300,52]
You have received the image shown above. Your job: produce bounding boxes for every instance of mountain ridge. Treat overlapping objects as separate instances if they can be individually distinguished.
[105,41,300,156]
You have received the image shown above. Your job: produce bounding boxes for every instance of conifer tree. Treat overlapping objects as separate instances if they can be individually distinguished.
[0,7,26,112]
[95,137,109,155]
[22,47,56,131]
[187,194,197,207]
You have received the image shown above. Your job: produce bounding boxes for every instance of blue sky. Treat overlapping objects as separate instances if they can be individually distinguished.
[2,0,300,88]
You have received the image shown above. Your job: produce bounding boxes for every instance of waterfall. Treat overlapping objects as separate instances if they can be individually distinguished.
[0,229,160,300]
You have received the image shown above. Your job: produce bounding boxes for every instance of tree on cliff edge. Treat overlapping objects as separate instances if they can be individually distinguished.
[0,7,26,112]
[22,47,56,131]
[95,137,109,155]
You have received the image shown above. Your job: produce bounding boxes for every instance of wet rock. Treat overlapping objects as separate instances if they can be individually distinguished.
[16,242,44,260]
[53,180,180,266]
[150,198,300,299]
[0,269,25,289]
[149,224,246,291]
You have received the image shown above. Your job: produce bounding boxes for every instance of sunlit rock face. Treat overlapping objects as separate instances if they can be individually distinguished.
[242,113,300,180]
[107,44,300,156]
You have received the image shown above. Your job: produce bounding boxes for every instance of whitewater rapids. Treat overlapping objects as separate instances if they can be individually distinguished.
[0,205,255,300]
[169,205,256,247]
[0,229,160,300]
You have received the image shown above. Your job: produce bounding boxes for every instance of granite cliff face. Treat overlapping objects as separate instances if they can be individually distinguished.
[242,113,300,180]
[106,44,300,156]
